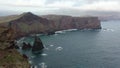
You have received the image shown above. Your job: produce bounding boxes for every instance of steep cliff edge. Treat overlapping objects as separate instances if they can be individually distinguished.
[41,15,101,30]
[0,12,101,38]
[0,27,30,68]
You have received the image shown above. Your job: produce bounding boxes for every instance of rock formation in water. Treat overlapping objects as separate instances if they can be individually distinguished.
[32,36,44,52]
[0,12,101,38]
[22,42,32,50]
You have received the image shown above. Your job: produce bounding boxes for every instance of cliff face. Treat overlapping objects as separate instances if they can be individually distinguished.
[0,27,30,68]
[41,15,101,30]
[0,12,55,38]
[0,12,101,38]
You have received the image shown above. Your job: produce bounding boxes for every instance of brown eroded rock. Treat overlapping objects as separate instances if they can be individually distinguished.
[22,42,32,50]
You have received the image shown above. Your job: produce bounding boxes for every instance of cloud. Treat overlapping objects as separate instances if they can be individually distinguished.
[0,0,120,16]
[78,1,120,11]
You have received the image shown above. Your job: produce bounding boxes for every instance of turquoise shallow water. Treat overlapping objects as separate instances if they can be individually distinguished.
[18,20,120,68]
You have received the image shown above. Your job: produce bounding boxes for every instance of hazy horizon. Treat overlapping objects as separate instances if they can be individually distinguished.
[0,0,120,16]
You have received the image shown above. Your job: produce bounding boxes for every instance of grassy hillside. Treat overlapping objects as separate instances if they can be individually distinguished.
[0,27,30,68]
[0,15,20,23]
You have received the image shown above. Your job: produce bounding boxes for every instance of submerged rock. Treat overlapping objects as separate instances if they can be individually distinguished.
[32,36,44,52]
[22,54,28,59]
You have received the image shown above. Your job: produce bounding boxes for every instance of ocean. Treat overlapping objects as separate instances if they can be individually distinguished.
[18,20,120,68]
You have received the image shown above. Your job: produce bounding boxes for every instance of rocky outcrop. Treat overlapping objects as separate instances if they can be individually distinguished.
[22,42,32,50]
[11,12,55,38]
[46,31,55,35]
[32,36,44,52]
[0,27,30,68]
[41,15,101,30]
[5,41,19,49]
[0,27,15,42]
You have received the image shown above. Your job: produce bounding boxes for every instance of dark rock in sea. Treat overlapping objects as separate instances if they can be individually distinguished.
[32,36,44,52]
[22,42,32,50]
[22,54,28,59]
[46,31,55,35]
[14,45,19,49]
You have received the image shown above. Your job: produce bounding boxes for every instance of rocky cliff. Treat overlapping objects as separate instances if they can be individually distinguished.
[0,12,101,38]
[0,27,30,68]
[41,15,101,30]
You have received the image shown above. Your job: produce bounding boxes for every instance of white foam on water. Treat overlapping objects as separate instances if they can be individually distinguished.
[29,60,32,64]
[19,47,22,50]
[55,31,65,34]
[56,46,63,51]
[103,28,114,32]
[39,62,47,68]
[63,29,77,32]
[44,45,49,50]
[110,29,114,32]
[17,38,24,45]
[34,65,38,68]
[43,45,47,48]
[31,55,36,58]
[50,45,54,47]
[45,47,49,50]
[55,29,77,34]
[41,53,48,56]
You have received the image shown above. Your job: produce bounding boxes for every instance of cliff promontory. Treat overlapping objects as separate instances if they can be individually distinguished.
[41,15,101,30]
[0,12,101,38]
[0,27,30,68]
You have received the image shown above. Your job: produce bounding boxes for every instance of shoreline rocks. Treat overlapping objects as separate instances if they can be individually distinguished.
[22,42,32,50]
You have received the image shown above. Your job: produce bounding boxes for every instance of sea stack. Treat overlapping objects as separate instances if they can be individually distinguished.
[32,36,44,52]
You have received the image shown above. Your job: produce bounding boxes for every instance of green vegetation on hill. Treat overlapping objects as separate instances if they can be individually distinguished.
[0,27,30,68]
[0,49,30,68]
[0,15,20,24]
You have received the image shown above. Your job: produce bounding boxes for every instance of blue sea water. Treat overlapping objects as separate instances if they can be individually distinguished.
[18,20,120,68]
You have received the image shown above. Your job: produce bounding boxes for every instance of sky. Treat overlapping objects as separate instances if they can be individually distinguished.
[0,0,120,16]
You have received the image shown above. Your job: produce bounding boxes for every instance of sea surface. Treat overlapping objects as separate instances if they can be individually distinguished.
[18,20,120,68]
